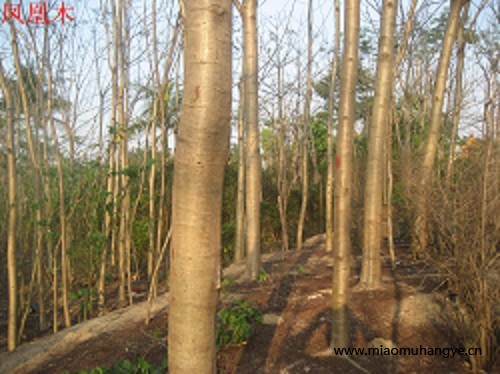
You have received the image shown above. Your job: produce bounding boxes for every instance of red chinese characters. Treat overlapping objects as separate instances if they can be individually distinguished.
[2,3,25,24]
[2,2,74,25]
[27,2,49,25]
[52,2,74,24]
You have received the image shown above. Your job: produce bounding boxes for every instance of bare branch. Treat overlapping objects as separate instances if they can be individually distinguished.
[233,0,243,15]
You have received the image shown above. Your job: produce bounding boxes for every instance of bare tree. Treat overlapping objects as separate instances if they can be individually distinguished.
[446,2,471,178]
[234,77,246,261]
[167,0,232,371]
[0,59,17,351]
[235,0,261,278]
[326,0,341,253]
[147,0,160,280]
[297,0,314,250]
[271,21,296,253]
[331,0,360,349]
[147,3,180,298]
[44,30,71,328]
[413,0,467,257]
[359,0,398,289]
[8,23,49,337]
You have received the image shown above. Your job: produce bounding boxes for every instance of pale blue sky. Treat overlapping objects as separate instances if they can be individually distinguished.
[0,0,496,150]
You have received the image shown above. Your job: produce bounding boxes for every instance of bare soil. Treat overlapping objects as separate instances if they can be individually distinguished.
[0,235,483,373]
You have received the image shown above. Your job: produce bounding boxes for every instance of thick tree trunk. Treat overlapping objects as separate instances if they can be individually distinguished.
[0,60,18,352]
[412,0,465,257]
[331,0,360,349]
[167,1,232,371]
[326,0,341,253]
[360,0,398,289]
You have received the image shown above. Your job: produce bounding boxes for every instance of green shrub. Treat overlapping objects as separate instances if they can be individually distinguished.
[216,300,263,349]
[221,276,235,294]
[70,357,168,374]
[257,270,270,283]
[69,287,98,321]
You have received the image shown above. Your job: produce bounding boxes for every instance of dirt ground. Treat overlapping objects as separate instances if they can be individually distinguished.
[0,235,487,373]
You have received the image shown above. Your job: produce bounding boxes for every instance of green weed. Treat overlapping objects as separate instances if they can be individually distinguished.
[69,357,168,374]
[257,270,269,283]
[216,300,263,349]
[221,276,236,294]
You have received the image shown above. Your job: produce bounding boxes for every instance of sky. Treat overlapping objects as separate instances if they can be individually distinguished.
[0,0,497,152]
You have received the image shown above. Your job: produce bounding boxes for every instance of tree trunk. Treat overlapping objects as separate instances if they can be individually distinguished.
[99,0,120,311]
[45,33,72,328]
[386,114,395,267]
[412,0,466,257]
[115,0,131,305]
[326,0,341,253]
[276,45,290,252]
[235,78,246,262]
[297,0,313,250]
[360,0,398,289]
[447,2,470,178]
[35,67,48,332]
[167,1,232,371]
[157,94,168,280]
[124,0,133,306]
[157,15,180,282]
[331,0,360,349]
[147,0,160,283]
[40,125,52,331]
[239,0,261,279]
[0,59,18,352]
[9,24,40,172]
[9,24,47,337]
[147,0,159,278]
[148,99,158,280]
